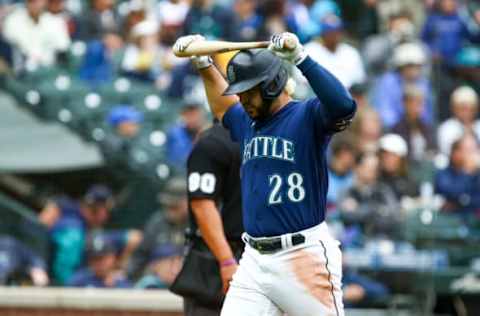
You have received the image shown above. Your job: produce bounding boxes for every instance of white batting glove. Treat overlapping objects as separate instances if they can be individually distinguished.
[173,34,212,70]
[268,32,307,65]
[173,34,205,53]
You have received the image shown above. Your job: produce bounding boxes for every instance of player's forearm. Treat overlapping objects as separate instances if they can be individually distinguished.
[198,65,239,121]
[191,199,235,262]
[297,56,356,119]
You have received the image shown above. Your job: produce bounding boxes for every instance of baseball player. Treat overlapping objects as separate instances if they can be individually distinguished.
[173,32,356,316]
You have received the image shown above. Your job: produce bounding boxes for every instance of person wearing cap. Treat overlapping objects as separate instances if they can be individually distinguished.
[165,102,206,170]
[372,42,433,128]
[391,84,436,163]
[107,105,144,139]
[362,11,417,76]
[378,133,420,200]
[127,177,188,281]
[338,152,401,242]
[39,184,140,285]
[68,234,132,288]
[434,133,480,217]
[437,86,480,155]
[133,243,183,289]
[99,105,144,171]
[304,14,366,89]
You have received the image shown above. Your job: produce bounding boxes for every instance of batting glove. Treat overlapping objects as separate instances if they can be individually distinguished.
[173,34,212,69]
[268,32,307,65]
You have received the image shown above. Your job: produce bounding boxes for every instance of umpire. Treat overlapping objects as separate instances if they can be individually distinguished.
[180,120,243,315]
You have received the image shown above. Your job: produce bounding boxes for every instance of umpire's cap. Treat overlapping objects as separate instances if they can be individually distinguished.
[223,49,288,100]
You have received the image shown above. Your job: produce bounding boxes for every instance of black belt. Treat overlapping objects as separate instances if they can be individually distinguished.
[246,233,305,254]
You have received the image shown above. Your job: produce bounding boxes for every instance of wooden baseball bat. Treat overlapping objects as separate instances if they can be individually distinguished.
[173,38,296,57]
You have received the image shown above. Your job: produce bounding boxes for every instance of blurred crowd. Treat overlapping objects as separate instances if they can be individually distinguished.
[1,0,480,309]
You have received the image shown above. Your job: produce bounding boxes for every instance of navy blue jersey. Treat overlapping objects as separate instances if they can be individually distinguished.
[222,56,356,237]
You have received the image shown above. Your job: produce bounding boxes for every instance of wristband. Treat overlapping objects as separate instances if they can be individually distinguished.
[220,258,236,267]
[192,55,213,70]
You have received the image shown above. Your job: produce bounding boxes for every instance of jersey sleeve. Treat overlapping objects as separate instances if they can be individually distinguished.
[297,56,356,134]
[305,97,352,136]
[187,137,228,201]
[222,103,249,142]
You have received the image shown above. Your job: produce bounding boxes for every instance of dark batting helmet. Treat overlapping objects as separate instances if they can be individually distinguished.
[223,49,288,101]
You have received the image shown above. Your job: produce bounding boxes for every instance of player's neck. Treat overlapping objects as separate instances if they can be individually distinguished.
[269,92,292,116]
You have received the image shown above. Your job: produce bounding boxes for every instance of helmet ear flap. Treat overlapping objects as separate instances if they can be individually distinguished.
[260,67,288,100]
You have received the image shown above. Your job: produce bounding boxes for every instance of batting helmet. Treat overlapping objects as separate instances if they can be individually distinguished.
[223,49,288,101]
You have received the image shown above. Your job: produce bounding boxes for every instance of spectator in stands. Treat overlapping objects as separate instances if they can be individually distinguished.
[327,136,356,211]
[182,0,238,41]
[68,234,131,288]
[78,31,124,85]
[378,134,420,200]
[435,133,480,217]
[100,105,143,168]
[233,0,261,42]
[349,106,383,154]
[166,102,206,170]
[76,0,121,41]
[0,235,49,286]
[39,184,141,284]
[134,243,183,289]
[305,14,366,89]
[349,82,370,110]
[421,0,479,65]
[122,0,148,40]
[391,84,436,163]
[343,267,390,308]
[2,0,71,67]
[121,19,160,82]
[362,10,417,75]
[156,2,188,83]
[156,0,189,30]
[47,0,75,36]
[127,177,188,281]
[372,42,433,128]
[459,0,480,34]
[290,0,339,43]
[339,0,379,40]
[255,0,298,41]
[437,86,480,155]
[338,153,401,240]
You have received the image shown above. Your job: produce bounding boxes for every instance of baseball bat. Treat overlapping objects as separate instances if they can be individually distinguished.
[173,38,296,57]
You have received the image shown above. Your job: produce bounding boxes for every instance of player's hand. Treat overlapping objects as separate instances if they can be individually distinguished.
[220,263,238,294]
[173,35,212,69]
[268,32,307,65]
[173,34,205,53]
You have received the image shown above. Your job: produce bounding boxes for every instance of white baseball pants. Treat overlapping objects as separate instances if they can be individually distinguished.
[221,222,344,316]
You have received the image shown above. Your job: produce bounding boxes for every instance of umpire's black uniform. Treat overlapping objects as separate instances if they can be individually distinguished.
[183,122,243,316]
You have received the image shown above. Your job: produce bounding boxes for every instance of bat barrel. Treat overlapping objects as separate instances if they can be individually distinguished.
[174,41,270,57]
